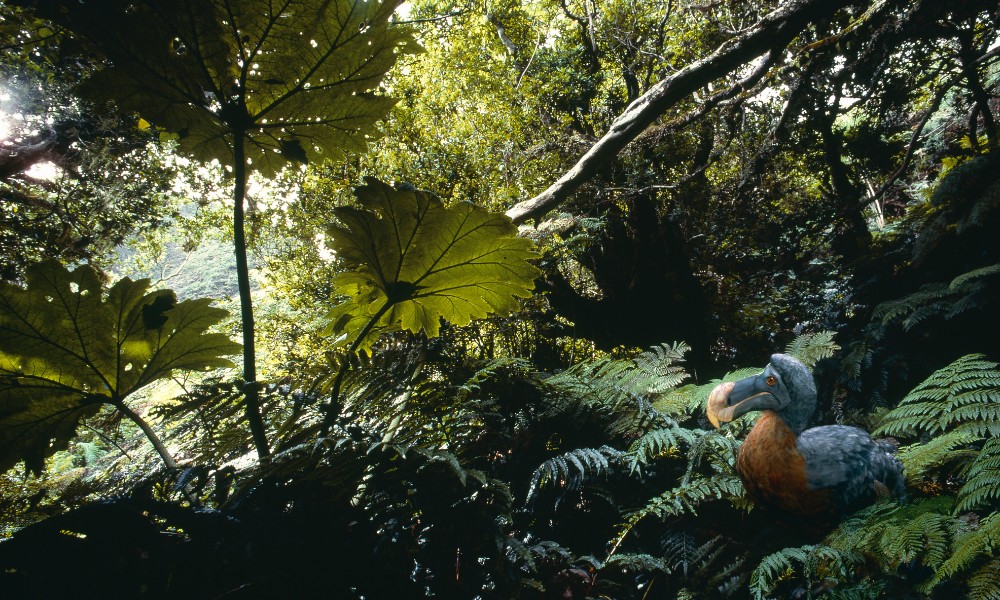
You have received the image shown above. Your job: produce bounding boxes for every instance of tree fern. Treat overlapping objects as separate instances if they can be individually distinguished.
[750,544,856,600]
[602,552,671,574]
[896,429,979,482]
[527,445,624,502]
[929,511,1000,590]
[875,354,1000,438]
[633,341,692,394]
[827,498,954,577]
[966,556,1000,600]
[873,264,1000,331]
[785,331,840,368]
[629,474,745,522]
[956,438,1000,512]
[455,357,532,402]
[544,341,690,404]
[537,343,693,440]
[627,423,702,472]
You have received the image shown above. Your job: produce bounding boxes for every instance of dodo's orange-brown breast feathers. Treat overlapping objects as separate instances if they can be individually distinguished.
[737,412,834,518]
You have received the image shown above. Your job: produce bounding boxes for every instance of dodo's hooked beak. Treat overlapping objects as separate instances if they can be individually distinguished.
[705,368,788,429]
[706,381,736,429]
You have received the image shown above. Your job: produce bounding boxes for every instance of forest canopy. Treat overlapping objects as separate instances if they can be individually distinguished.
[1,0,999,598]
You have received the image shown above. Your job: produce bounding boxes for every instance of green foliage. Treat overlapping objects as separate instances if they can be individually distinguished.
[784,330,840,368]
[750,544,856,600]
[896,429,978,482]
[42,0,417,174]
[956,438,1000,513]
[527,445,624,501]
[542,342,691,423]
[631,474,745,521]
[654,367,760,417]
[875,354,1000,438]
[0,260,239,473]
[627,424,699,471]
[873,264,1000,332]
[928,512,1000,591]
[325,177,542,349]
[822,356,1000,598]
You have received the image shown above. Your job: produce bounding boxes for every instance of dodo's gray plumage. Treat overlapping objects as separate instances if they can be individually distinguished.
[707,354,905,518]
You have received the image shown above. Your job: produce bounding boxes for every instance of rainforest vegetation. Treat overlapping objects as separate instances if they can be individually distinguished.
[1,0,999,597]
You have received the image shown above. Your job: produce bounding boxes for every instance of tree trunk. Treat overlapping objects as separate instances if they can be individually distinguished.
[232,132,271,459]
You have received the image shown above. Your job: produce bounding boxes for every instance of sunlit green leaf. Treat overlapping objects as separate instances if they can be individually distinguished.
[39,0,418,174]
[0,261,240,474]
[325,177,541,350]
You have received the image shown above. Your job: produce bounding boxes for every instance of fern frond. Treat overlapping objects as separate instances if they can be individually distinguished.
[827,498,954,577]
[824,580,886,599]
[527,445,624,501]
[455,357,532,401]
[957,438,1000,512]
[627,425,702,471]
[505,538,575,574]
[750,545,856,600]
[873,265,1000,333]
[785,331,840,368]
[538,345,693,439]
[949,263,1000,289]
[634,341,692,394]
[967,556,1000,600]
[686,430,744,475]
[603,552,671,574]
[882,512,952,569]
[875,354,1000,439]
[631,474,745,521]
[930,511,1000,588]
[897,430,979,482]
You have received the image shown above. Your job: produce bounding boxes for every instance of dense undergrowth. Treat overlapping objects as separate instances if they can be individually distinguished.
[2,324,1000,598]
[2,0,1000,598]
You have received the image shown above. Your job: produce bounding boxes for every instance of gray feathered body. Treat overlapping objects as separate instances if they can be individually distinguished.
[797,425,906,513]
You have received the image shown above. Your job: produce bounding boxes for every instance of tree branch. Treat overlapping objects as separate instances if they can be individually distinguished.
[505,0,854,224]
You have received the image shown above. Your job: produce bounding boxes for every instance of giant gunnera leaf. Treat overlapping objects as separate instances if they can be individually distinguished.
[325,178,541,350]
[26,0,418,174]
[0,261,240,474]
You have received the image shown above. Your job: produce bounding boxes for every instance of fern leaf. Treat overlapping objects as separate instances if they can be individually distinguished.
[655,368,762,417]
[967,556,1000,600]
[628,425,702,470]
[750,545,834,600]
[956,438,1000,512]
[603,552,671,574]
[630,474,745,521]
[785,331,840,368]
[930,511,1000,587]
[527,445,623,501]
[876,354,1000,440]
[897,430,978,482]
[950,263,1000,289]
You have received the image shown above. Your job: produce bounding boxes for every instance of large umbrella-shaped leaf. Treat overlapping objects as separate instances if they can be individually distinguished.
[29,0,418,174]
[0,261,241,474]
[325,178,541,350]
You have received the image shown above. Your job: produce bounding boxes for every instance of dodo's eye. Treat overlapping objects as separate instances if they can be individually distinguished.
[766,375,777,386]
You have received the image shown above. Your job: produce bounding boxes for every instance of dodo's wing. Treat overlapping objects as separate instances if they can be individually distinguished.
[796,425,880,509]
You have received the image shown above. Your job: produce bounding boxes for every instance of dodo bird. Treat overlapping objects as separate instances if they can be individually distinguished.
[706,354,905,519]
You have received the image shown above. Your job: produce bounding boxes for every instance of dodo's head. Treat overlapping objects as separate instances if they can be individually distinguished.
[706,354,817,433]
